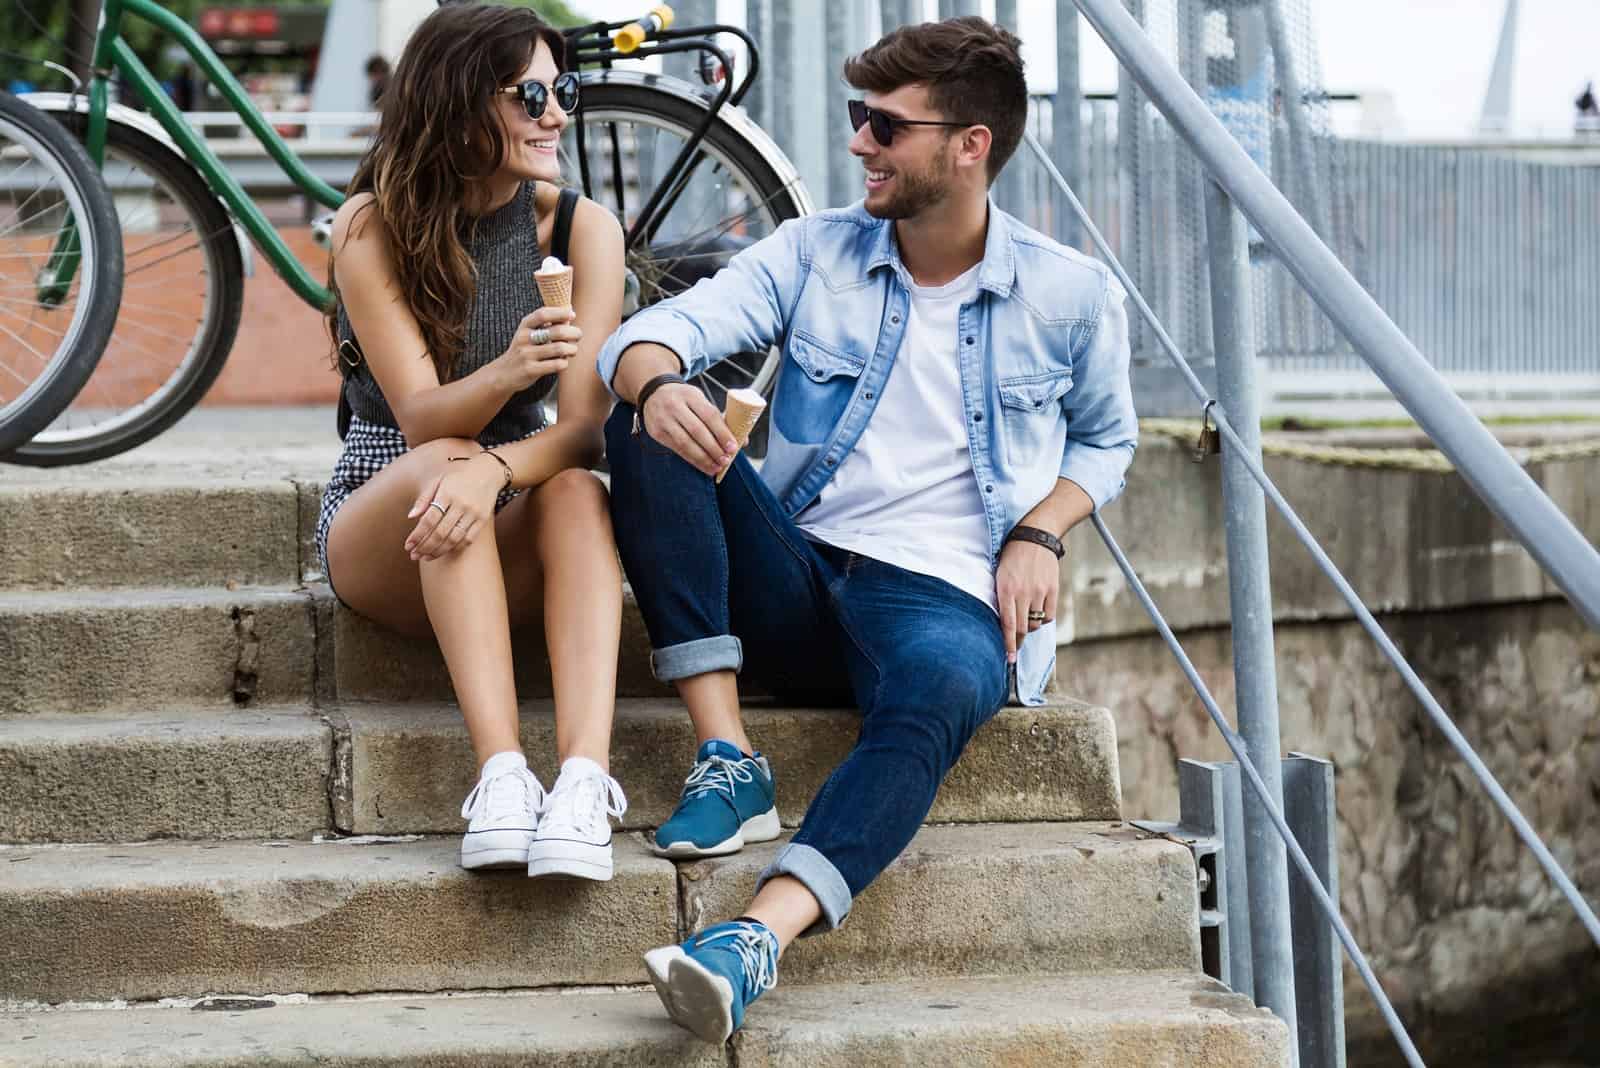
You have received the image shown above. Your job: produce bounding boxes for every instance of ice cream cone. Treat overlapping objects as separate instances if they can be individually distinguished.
[716,388,768,484]
[535,265,574,310]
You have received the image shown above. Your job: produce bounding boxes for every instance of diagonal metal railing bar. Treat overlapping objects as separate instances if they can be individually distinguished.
[1027,125,1600,956]
[1090,512,1424,1068]
[1070,0,1600,631]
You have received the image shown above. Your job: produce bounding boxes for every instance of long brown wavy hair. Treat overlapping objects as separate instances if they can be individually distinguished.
[328,3,567,380]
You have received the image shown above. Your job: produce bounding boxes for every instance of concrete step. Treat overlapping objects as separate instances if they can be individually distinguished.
[0,835,678,1004]
[0,586,321,716]
[1,479,311,592]
[0,709,332,844]
[0,699,1119,845]
[0,973,1289,1066]
[681,823,1199,985]
[332,594,671,701]
[0,824,1189,1005]
[338,699,1122,836]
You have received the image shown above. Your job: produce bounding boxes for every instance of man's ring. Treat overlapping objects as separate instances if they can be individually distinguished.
[429,501,448,516]
[1028,610,1048,623]
[530,326,552,346]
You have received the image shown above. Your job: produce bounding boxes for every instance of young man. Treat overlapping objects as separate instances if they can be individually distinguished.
[597,17,1136,1043]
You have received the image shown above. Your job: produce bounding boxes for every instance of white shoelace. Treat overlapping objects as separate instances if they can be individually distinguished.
[681,755,755,802]
[542,768,628,833]
[460,765,545,824]
[698,922,778,998]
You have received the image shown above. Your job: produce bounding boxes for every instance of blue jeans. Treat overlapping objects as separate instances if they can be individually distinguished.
[605,405,1009,932]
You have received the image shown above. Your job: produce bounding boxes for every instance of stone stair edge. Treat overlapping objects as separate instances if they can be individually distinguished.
[0,824,1197,1006]
[0,973,1290,1068]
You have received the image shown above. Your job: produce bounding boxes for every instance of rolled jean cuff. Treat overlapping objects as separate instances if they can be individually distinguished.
[649,635,743,682]
[756,842,851,936]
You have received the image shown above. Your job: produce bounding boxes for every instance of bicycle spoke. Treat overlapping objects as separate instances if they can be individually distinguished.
[0,316,53,370]
[0,301,67,338]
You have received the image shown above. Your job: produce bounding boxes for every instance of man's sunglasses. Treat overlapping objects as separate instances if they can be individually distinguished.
[499,71,581,120]
[848,99,969,147]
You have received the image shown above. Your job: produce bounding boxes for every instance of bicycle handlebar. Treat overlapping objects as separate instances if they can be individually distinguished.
[614,6,675,54]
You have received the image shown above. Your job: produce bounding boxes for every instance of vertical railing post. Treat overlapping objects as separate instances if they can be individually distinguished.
[1053,0,1082,248]
[1203,176,1299,1065]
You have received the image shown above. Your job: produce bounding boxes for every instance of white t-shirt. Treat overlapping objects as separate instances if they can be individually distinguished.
[796,263,997,614]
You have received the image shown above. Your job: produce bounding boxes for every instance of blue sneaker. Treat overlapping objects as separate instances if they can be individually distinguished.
[643,919,779,1043]
[651,740,780,858]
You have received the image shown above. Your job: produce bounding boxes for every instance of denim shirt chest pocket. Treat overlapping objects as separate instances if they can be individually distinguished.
[995,368,1073,466]
[774,328,867,444]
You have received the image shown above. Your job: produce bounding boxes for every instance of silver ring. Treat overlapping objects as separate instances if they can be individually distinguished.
[529,326,552,346]
[429,500,448,516]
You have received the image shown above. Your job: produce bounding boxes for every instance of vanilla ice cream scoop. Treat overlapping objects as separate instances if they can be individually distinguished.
[534,255,574,309]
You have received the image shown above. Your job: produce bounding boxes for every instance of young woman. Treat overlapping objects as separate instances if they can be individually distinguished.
[318,3,629,880]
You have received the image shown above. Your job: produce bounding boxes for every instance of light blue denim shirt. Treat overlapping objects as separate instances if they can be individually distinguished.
[598,200,1136,705]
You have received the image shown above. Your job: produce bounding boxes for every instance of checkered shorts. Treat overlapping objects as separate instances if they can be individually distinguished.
[314,415,537,585]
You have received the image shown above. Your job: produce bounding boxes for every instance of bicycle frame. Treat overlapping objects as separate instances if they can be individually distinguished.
[565,20,761,250]
[55,1,765,310]
[82,0,341,309]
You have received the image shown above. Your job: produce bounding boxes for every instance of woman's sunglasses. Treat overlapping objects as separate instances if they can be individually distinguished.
[499,71,581,120]
[848,99,969,147]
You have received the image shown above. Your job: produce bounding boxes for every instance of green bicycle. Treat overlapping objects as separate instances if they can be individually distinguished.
[8,0,810,466]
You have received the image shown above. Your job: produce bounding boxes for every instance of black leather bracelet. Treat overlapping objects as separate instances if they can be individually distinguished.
[632,372,687,434]
[1005,524,1066,559]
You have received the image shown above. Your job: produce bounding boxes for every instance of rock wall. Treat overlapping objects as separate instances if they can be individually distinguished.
[1051,434,1600,1064]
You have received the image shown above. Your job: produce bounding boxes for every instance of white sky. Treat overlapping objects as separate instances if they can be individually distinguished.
[575,1,1599,138]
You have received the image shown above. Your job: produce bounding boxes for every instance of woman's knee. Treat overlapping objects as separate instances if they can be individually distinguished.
[534,468,614,535]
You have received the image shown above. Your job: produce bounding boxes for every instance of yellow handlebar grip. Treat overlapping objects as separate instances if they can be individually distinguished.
[615,21,647,52]
[614,6,675,53]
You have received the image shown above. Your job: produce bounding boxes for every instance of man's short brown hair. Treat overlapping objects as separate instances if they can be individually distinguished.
[843,16,1027,183]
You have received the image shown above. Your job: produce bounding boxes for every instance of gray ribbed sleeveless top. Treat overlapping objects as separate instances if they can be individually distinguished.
[337,180,549,445]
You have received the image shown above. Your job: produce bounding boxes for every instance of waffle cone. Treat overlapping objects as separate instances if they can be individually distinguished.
[535,266,574,309]
[716,388,768,484]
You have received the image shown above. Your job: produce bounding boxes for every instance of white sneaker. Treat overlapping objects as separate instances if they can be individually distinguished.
[459,751,545,870]
[527,757,628,881]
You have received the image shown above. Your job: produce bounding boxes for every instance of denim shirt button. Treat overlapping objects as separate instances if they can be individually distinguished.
[864,391,875,400]
[984,483,994,493]
[973,412,983,422]
[964,336,975,345]
[826,457,837,466]
[890,315,901,325]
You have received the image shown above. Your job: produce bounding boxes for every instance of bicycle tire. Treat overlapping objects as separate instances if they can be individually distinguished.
[572,77,810,452]
[0,91,122,456]
[7,115,243,467]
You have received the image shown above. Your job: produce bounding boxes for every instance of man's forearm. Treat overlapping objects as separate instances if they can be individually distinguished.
[1017,477,1096,539]
[612,342,686,406]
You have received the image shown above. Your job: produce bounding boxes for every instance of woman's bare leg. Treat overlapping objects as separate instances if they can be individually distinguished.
[503,468,622,770]
[324,437,520,766]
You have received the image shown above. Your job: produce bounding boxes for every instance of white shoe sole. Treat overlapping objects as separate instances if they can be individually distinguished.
[527,836,614,881]
[644,946,736,1044]
[651,806,781,858]
[460,827,534,870]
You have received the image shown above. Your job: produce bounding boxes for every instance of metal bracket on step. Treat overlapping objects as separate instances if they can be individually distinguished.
[1135,759,1251,996]
[1136,755,1346,1068]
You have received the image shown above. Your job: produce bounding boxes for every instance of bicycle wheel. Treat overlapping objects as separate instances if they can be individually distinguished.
[567,73,811,455]
[7,115,243,467]
[0,91,121,456]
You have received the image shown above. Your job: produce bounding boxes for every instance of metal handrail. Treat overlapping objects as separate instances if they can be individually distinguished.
[1071,0,1600,630]
[1091,514,1423,1067]
[1020,6,1600,1063]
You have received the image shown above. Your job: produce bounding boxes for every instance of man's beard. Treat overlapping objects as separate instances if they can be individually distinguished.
[864,153,954,220]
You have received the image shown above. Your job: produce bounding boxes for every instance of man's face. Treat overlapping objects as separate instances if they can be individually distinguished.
[848,84,962,220]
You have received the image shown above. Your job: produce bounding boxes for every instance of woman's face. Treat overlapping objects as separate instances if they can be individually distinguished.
[492,39,566,184]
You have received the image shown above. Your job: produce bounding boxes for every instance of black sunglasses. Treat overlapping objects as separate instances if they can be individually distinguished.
[848,99,968,147]
[499,72,580,120]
